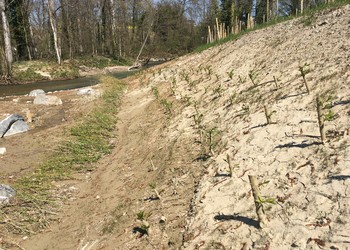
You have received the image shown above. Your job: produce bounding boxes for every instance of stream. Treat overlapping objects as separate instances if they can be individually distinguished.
[0,70,134,98]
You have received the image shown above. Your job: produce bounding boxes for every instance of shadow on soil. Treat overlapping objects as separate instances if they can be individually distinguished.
[275,141,322,149]
[214,214,259,229]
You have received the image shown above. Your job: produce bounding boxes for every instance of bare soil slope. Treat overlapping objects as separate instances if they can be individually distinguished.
[2,5,350,250]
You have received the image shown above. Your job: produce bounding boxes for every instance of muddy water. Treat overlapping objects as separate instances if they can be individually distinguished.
[0,70,132,98]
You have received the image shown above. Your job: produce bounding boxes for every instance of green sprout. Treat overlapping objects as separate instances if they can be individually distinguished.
[248,69,258,86]
[227,69,234,80]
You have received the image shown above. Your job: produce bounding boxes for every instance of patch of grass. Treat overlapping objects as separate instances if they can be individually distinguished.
[1,76,125,235]
[13,68,49,81]
[72,55,130,69]
[302,14,316,26]
[12,56,129,82]
[160,99,173,115]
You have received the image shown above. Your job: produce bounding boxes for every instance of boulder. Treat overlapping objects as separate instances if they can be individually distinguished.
[77,87,94,95]
[0,184,16,205]
[0,147,6,155]
[0,114,25,137]
[3,120,29,137]
[33,94,62,105]
[29,89,45,97]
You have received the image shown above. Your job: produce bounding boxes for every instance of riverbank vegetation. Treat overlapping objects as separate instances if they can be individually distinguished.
[1,0,348,82]
[0,76,125,235]
[11,56,130,82]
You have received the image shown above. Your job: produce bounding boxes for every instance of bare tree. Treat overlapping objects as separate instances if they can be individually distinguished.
[48,0,61,64]
[0,0,13,76]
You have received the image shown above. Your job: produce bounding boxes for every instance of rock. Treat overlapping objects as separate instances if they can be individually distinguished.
[0,184,16,205]
[33,94,62,105]
[159,216,167,224]
[78,65,92,72]
[29,89,45,97]
[318,20,329,26]
[3,120,29,137]
[0,147,6,155]
[0,114,25,137]
[77,87,94,95]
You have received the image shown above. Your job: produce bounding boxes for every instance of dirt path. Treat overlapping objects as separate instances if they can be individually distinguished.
[17,76,202,249]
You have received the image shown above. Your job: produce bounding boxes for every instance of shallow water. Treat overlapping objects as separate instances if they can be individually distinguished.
[0,70,134,98]
[0,61,164,98]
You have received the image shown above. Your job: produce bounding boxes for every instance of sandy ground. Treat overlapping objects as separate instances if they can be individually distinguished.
[1,5,350,250]
[0,88,101,178]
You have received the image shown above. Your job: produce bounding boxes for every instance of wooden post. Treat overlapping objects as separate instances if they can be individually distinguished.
[273,76,279,89]
[300,0,304,14]
[227,154,234,177]
[235,16,239,34]
[208,26,212,43]
[316,96,326,143]
[299,67,310,94]
[266,0,270,22]
[264,105,272,124]
[249,175,268,228]
[216,18,220,40]
[247,14,251,29]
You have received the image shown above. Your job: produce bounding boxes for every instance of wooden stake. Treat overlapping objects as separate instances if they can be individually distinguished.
[208,26,213,43]
[150,158,157,171]
[264,105,275,124]
[154,188,162,200]
[273,76,279,89]
[266,0,270,22]
[216,18,220,40]
[248,175,268,228]
[316,96,326,143]
[299,67,310,94]
[300,0,304,14]
[235,16,239,34]
[247,14,251,29]
[226,154,234,177]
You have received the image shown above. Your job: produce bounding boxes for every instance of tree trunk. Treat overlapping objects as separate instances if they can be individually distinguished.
[110,0,117,56]
[0,0,13,76]
[48,0,61,64]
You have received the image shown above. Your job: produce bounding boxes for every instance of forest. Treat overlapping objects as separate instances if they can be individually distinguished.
[0,0,323,80]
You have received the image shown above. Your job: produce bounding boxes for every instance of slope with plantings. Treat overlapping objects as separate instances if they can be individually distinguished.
[1,3,350,250]
[146,5,350,249]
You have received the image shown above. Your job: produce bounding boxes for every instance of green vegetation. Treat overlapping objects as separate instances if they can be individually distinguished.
[73,56,129,69]
[256,196,276,205]
[160,99,173,115]
[151,86,160,99]
[12,56,127,82]
[324,110,336,121]
[136,211,150,235]
[299,62,311,93]
[1,76,125,234]
[227,69,234,80]
[248,69,259,86]
[13,67,49,81]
